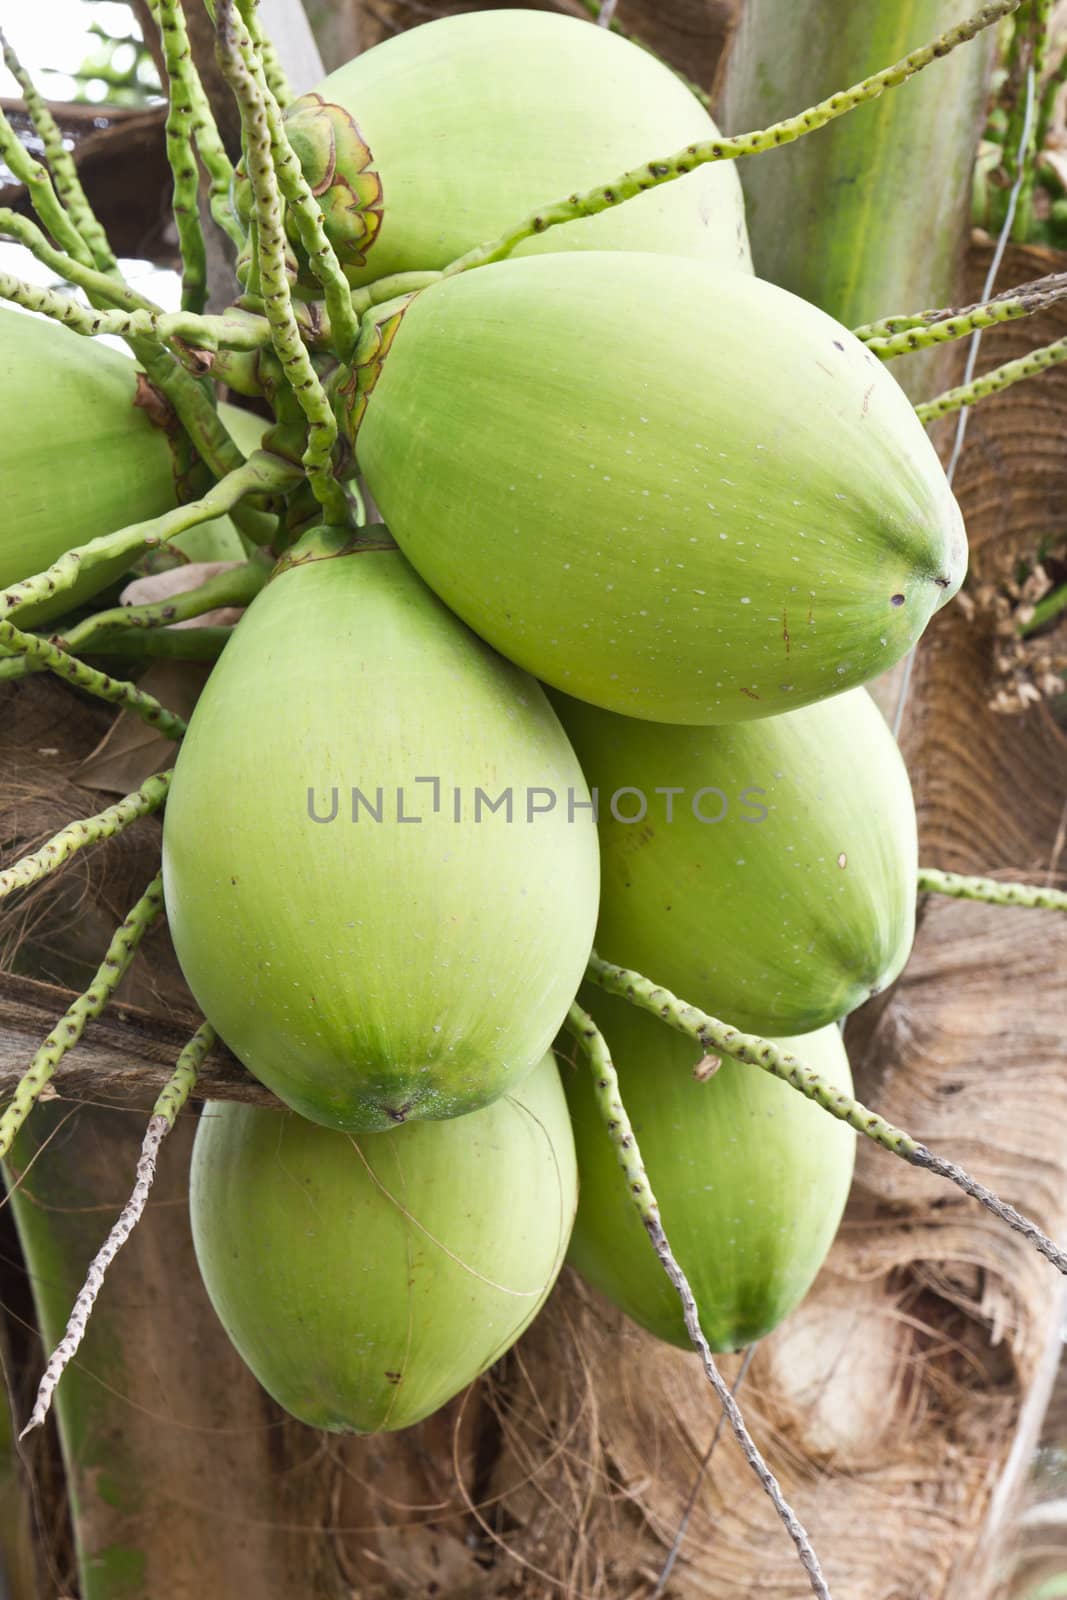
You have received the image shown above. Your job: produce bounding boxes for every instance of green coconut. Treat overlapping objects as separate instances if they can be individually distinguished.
[264,9,750,286]
[0,307,255,624]
[553,686,916,1035]
[189,1051,577,1433]
[357,252,967,726]
[161,528,600,1132]
[566,988,855,1350]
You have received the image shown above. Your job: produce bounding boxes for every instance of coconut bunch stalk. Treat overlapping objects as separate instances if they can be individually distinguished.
[7,4,1067,1598]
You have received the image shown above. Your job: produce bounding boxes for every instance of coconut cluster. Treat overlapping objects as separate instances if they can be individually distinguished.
[3,10,969,1438]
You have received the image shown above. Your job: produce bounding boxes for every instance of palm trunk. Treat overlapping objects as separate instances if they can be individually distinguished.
[720,0,996,396]
[0,1315,40,1600]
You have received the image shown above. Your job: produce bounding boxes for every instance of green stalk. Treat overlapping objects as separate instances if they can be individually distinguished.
[0,210,158,313]
[720,0,998,397]
[0,270,273,351]
[1003,0,1050,236]
[0,773,172,902]
[585,953,1067,1277]
[0,25,116,273]
[0,455,297,622]
[146,0,245,254]
[216,0,347,520]
[62,560,266,642]
[350,270,441,314]
[0,621,188,740]
[917,867,1067,908]
[237,0,294,107]
[856,270,1067,357]
[0,220,252,483]
[443,0,1017,280]
[234,25,360,361]
[914,333,1067,419]
[563,1003,831,1600]
[151,1,210,310]
[57,624,235,663]
[0,105,93,266]
[0,877,164,1164]
[0,561,266,683]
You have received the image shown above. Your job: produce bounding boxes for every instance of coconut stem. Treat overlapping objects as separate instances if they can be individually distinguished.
[0,772,172,903]
[155,18,206,311]
[0,104,94,267]
[0,270,273,353]
[855,269,1067,358]
[0,453,295,622]
[0,876,165,1164]
[0,208,159,313]
[564,1002,832,1600]
[0,27,117,273]
[0,619,189,739]
[17,1020,213,1440]
[230,12,360,361]
[215,0,348,522]
[0,557,266,683]
[1007,0,1051,237]
[350,271,442,315]
[236,0,294,107]
[586,953,1067,1277]
[914,332,1067,420]
[442,0,1021,276]
[917,867,1067,909]
[146,0,245,254]
[56,623,235,663]
[67,558,265,641]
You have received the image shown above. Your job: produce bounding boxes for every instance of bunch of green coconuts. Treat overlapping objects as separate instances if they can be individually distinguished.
[2,9,966,1436]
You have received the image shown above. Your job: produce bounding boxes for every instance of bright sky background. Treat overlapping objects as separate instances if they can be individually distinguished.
[0,0,154,102]
[0,0,181,320]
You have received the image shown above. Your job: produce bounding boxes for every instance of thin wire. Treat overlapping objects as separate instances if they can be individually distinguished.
[892,61,1037,740]
[650,1344,758,1597]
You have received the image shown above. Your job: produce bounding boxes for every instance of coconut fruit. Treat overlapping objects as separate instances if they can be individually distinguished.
[190,1050,577,1432]
[565,988,855,1350]
[265,9,750,285]
[0,306,257,623]
[553,685,916,1035]
[162,527,600,1131]
[357,253,967,725]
